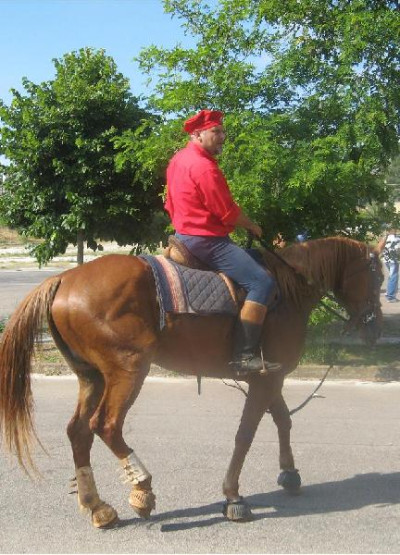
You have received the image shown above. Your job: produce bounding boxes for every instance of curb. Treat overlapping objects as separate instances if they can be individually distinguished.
[32,363,400,382]
[292,364,400,382]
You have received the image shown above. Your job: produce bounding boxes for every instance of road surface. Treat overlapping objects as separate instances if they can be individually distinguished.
[0,377,399,553]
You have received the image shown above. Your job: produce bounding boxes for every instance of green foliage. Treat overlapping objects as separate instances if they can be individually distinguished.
[0,316,8,333]
[131,0,400,244]
[308,297,342,327]
[385,155,400,201]
[302,297,347,366]
[0,48,163,265]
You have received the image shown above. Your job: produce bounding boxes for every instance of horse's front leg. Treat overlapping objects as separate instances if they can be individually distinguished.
[222,377,273,522]
[269,393,301,494]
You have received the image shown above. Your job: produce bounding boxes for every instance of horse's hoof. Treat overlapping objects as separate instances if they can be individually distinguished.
[129,488,156,520]
[91,503,119,529]
[277,469,301,494]
[222,497,254,522]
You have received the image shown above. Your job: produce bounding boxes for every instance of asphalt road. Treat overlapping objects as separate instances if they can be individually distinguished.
[0,269,62,318]
[0,377,399,553]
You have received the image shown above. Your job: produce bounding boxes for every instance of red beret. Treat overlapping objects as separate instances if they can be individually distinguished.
[183,109,224,134]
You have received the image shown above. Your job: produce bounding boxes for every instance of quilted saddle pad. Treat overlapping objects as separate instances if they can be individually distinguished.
[139,254,238,329]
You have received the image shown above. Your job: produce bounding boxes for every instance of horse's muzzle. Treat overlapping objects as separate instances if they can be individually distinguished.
[358,310,383,347]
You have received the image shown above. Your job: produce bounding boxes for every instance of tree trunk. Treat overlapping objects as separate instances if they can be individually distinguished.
[77,229,84,265]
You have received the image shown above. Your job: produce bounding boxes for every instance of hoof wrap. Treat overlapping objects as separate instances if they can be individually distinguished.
[129,488,156,520]
[277,469,301,493]
[222,497,253,522]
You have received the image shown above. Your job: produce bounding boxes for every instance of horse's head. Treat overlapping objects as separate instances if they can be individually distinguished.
[334,249,384,346]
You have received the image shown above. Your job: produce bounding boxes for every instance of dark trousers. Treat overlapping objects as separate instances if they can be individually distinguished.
[175,234,276,306]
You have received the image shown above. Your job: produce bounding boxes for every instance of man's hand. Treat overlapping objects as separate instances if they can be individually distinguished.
[248,222,262,238]
[235,210,262,238]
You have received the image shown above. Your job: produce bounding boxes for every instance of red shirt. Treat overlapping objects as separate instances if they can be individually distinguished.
[165,141,241,236]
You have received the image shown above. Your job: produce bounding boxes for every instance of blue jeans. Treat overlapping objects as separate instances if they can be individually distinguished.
[175,234,277,306]
[385,260,399,300]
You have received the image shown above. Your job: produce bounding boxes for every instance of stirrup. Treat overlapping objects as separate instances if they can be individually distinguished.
[260,348,282,373]
[229,354,282,377]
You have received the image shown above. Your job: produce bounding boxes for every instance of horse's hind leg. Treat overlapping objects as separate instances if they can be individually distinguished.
[269,393,301,494]
[68,367,119,528]
[89,353,155,519]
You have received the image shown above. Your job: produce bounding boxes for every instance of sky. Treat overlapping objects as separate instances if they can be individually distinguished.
[0,0,195,105]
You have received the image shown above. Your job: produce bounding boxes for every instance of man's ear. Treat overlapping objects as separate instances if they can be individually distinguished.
[191,130,203,144]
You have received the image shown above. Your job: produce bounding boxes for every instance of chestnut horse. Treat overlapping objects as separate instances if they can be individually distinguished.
[0,237,383,527]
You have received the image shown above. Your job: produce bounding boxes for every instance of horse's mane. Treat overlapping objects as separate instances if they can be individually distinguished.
[259,236,372,307]
[259,247,310,307]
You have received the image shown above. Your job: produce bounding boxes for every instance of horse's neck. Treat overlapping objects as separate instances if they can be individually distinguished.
[283,238,357,296]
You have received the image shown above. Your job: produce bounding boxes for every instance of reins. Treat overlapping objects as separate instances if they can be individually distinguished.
[220,235,379,415]
[222,363,332,416]
[218,234,334,415]
[249,234,300,273]
[255,236,349,321]
[319,295,348,323]
[254,236,380,328]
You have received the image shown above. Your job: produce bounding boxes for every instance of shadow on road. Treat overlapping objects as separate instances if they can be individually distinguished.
[115,471,400,531]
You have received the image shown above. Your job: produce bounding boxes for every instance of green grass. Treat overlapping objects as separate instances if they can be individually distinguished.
[32,341,180,377]
[0,312,397,375]
[28,334,400,376]
[0,226,27,245]
[300,306,400,368]
[301,342,400,366]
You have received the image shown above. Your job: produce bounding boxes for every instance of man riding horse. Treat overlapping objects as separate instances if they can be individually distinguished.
[165,109,282,376]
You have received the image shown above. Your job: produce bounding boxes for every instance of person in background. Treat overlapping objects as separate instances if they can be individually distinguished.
[295,230,309,242]
[164,109,281,376]
[273,233,286,248]
[273,229,308,248]
[377,228,400,303]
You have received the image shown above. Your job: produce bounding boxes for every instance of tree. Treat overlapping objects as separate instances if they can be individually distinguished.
[385,155,400,201]
[129,0,400,244]
[0,48,164,265]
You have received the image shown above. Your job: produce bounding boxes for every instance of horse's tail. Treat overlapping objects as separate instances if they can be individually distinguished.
[0,275,62,473]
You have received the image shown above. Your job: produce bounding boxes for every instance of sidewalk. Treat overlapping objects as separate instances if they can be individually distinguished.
[0,241,133,270]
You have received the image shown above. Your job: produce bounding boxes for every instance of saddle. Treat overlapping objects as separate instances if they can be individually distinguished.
[163,235,243,304]
[163,236,210,271]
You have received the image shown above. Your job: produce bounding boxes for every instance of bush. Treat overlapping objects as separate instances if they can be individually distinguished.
[301,297,346,365]
[308,296,344,327]
[0,316,9,333]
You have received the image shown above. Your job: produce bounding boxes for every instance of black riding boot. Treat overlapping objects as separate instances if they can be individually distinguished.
[229,301,282,377]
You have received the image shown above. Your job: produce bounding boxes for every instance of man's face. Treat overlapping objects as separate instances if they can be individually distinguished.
[195,125,225,155]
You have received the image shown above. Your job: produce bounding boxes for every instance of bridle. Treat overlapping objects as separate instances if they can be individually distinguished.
[332,251,382,334]
[254,234,382,335]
